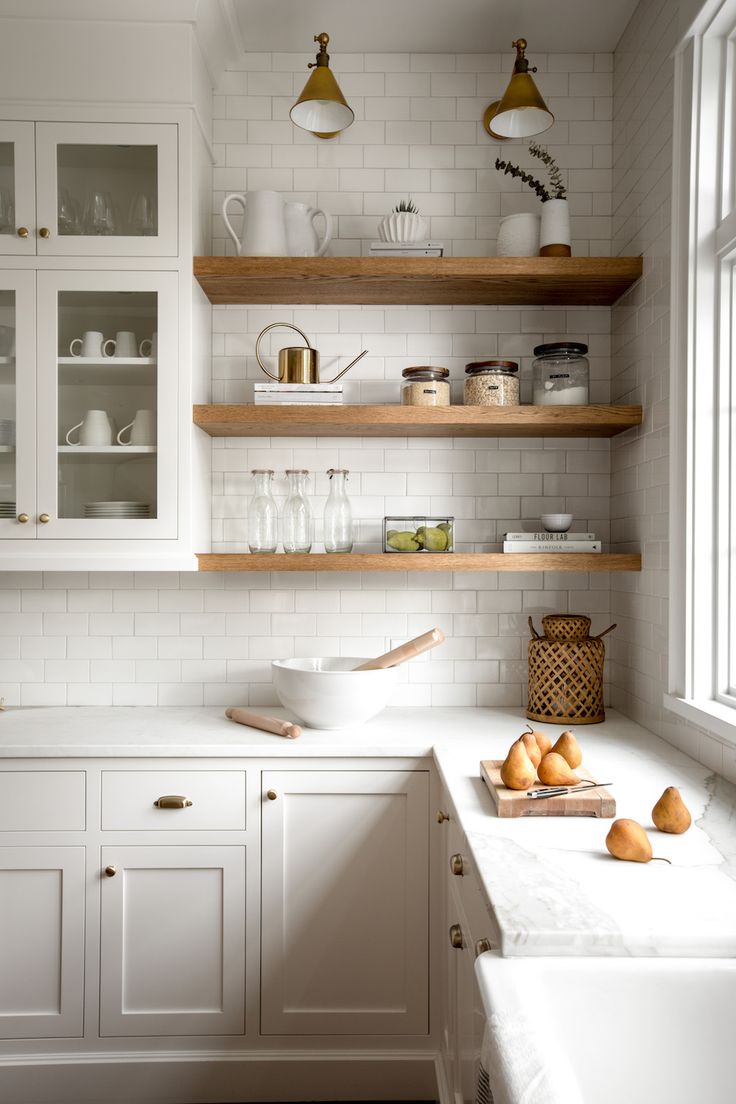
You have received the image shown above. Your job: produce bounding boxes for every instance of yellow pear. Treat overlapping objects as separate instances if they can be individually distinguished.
[605,819,653,863]
[551,729,582,769]
[526,724,552,758]
[652,787,692,834]
[520,730,542,769]
[500,737,537,791]
[537,751,580,786]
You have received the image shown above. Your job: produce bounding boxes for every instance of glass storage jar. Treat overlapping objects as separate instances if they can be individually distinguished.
[532,341,590,405]
[401,366,450,407]
[323,468,353,553]
[248,469,278,553]
[383,516,454,553]
[282,469,312,553]
[464,360,520,406]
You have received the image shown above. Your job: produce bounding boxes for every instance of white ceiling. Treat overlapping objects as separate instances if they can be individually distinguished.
[229,0,640,55]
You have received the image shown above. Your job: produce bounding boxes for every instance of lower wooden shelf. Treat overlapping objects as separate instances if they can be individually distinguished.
[196,552,641,573]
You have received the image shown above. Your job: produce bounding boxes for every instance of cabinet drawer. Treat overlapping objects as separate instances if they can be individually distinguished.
[101,771,246,831]
[0,771,85,831]
[446,825,500,953]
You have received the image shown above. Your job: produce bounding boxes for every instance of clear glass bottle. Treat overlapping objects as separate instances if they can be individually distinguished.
[323,468,353,553]
[248,469,278,553]
[282,469,312,553]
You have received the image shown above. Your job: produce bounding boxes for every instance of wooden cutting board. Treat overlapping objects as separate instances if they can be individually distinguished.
[480,760,616,818]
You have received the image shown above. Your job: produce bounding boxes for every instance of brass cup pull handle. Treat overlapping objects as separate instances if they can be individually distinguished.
[437,809,450,823]
[39,227,51,239]
[450,853,464,876]
[39,513,50,524]
[449,923,464,950]
[266,789,278,801]
[16,226,28,238]
[475,938,494,957]
[17,513,29,523]
[104,865,117,877]
[153,795,193,809]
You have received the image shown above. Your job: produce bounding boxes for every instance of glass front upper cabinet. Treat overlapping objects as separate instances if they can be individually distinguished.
[35,270,178,540]
[0,273,35,537]
[0,122,178,257]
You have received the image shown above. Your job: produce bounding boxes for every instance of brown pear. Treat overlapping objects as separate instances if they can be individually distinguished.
[551,729,582,769]
[500,737,537,791]
[605,819,653,863]
[526,724,553,758]
[652,787,692,834]
[520,730,542,769]
[537,751,580,786]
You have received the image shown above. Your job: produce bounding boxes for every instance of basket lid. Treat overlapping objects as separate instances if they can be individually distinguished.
[541,614,591,641]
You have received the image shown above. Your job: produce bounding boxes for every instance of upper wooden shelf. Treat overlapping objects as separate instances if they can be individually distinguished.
[193,256,643,306]
[193,403,642,439]
[197,552,641,573]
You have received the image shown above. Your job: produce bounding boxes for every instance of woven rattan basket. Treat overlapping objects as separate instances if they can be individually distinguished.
[527,615,615,725]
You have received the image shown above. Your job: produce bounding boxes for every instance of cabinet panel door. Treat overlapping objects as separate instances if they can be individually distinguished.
[35,269,178,540]
[0,122,36,256]
[0,270,36,538]
[99,846,245,1037]
[0,846,85,1039]
[261,770,429,1036]
[34,122,178,257]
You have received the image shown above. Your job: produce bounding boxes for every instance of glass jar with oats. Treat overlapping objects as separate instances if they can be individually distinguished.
[464,360,520,406]
[401,366,451,407]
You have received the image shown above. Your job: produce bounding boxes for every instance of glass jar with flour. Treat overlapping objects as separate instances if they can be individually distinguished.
[532,342,590,405]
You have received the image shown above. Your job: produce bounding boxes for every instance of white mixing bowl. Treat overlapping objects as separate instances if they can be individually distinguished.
[271,657,398,729]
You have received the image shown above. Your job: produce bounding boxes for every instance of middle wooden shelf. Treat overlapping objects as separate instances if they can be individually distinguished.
[193,403,642,439]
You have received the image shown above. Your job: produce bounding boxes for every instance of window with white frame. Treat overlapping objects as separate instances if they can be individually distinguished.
[668,0,736,741]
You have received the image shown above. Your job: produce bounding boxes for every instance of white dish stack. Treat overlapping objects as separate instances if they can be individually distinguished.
[0,501,16,519]
[84,501,150,519]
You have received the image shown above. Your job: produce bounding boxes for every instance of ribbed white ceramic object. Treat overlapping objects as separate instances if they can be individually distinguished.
[377,212,428,243]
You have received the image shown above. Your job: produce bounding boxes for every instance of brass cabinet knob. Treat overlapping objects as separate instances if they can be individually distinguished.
[437,809,450,823]
[449,923,464,950]
[450,853,464,876]
[39,227,51,238]
[16,226,28,238]
[153,795,193,809]
[475,938,494,957]
[38,513,50,524]
[266,789,278,801]
[104,865,117,877]
[17,513,29,523]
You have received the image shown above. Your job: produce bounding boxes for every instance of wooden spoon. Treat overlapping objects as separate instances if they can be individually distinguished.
[353,628,445,671]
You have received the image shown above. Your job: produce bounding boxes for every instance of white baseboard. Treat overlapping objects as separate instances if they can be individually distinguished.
[0,1050,439,1103]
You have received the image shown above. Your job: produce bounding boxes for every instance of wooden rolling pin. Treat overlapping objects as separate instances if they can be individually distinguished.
[353,628,445,671]
[225,707,302,739]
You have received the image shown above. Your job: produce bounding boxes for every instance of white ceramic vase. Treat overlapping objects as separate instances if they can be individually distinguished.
[377,211,428,243]
[496,212,541,257]
[539,198,571,256]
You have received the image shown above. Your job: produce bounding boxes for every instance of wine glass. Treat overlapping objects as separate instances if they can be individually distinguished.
[0,188,13,234]
[58,187,81,235]
[128,192,156,236]
[84,190,116,235]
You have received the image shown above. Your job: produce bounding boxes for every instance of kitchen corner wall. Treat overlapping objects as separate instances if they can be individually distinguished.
[610,0,736,783]
[0,49,620,709]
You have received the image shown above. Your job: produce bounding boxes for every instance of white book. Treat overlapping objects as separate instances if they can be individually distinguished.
[504,531,595,541]
[369,241,444,256]
[503,540,602,553]
[254,396,343,405]
[254,382,343,393]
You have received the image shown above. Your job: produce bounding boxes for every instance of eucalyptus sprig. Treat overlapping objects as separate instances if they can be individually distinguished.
[529,142,567,200]
[494,158,550,201]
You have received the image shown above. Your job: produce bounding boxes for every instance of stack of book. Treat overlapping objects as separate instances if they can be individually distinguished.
[503,531,601,553]
[254,383,343,406]
[369,241,444,257]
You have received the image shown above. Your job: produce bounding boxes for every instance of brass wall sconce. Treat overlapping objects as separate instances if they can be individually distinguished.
[290,32,354,139]
[483,39,554,140]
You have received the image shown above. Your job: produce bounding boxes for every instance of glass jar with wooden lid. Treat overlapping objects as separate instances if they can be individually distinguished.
[401,366,450,407]
[464,360,520,406]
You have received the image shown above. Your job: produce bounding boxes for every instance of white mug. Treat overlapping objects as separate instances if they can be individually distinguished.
[139,332,157,358]
[70,331,109,358]
[117,409,156,446]
[66,410,114,447]
[105,331,139,358]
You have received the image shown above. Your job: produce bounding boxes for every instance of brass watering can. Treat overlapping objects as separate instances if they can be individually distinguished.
[255,323,368,385]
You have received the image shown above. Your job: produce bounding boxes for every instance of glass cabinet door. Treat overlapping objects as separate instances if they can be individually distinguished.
[36,271,178,539]
[0,272,36,537]
[34,123,178,257]
[0,123,36,257]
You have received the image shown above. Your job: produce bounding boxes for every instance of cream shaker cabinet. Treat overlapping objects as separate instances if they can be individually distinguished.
[0,120,178,258]
[260,769,430,1036]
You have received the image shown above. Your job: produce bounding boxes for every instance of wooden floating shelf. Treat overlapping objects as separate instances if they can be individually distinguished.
[193,403,642,439]
[193,256,643,307]
[197,552,641,573]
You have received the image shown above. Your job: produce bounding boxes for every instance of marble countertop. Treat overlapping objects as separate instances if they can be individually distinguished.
[1,703,735,957]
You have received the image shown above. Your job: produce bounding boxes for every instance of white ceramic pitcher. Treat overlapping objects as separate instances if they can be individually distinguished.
[222,190,288,256]
[284,202,332,257]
